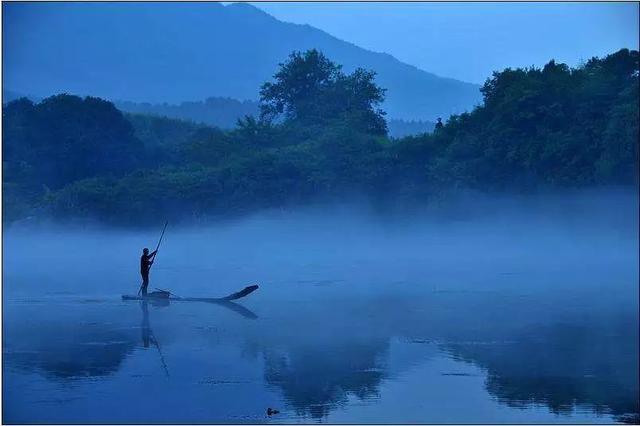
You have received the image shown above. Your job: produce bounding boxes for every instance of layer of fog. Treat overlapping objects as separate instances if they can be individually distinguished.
[4,188,637,298]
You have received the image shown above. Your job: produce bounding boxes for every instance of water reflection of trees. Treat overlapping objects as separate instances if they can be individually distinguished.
[442,320,639,423]
[246,290,638,422]
[4,299,253,381]
[4,317,136,379]
[262,340,389,419]
[5,288,638,423]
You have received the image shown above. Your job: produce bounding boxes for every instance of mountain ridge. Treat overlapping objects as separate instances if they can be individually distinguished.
[4,2,482,119]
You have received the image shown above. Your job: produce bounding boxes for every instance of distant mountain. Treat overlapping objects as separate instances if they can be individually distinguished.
[387,119,435,138]
[4,2,481,120]
[115,97,260,129]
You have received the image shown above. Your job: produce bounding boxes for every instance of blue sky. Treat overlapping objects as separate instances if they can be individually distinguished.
[252,2,639,84]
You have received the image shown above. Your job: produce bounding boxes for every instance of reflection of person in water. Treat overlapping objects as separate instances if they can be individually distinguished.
[139,301,170,376]
[137,297,257,377]
[141,301,151,348]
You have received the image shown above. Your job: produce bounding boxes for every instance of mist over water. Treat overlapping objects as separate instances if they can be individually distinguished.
[4,189,639,423]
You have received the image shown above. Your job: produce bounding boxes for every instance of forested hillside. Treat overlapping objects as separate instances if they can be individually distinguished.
[3,49,638,225]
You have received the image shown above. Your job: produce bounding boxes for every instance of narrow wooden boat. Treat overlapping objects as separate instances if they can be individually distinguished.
[122,284,259,302]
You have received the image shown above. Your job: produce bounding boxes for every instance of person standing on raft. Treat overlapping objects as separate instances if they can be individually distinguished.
[140,248,158,295]
[434,117,444,131]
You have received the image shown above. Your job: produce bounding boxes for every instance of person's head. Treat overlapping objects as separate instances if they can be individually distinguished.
[143,248,149,255]
[437,117,442,123]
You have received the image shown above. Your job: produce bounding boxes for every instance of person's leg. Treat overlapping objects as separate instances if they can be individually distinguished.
[142,273,149,295]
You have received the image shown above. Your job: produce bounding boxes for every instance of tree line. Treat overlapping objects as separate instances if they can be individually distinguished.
[3,48,638,225]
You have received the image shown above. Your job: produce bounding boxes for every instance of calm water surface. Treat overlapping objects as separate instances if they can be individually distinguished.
[4,202,639,423]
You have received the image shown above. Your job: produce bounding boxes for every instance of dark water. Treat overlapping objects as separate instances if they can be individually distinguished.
[4,196,639,423]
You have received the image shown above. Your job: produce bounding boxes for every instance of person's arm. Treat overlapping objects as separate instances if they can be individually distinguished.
[150,250,158,258]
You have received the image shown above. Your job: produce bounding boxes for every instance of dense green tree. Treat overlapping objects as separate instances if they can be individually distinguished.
[3,94,143,189]
[427,48,639,189]
[260,49,387,135]
[125,113,206,166]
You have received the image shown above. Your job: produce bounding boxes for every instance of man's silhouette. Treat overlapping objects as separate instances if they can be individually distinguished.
[140,248,157,295]
[435,117,444,131]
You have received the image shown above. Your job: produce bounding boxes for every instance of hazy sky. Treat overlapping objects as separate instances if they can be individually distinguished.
[252,2,639,84]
